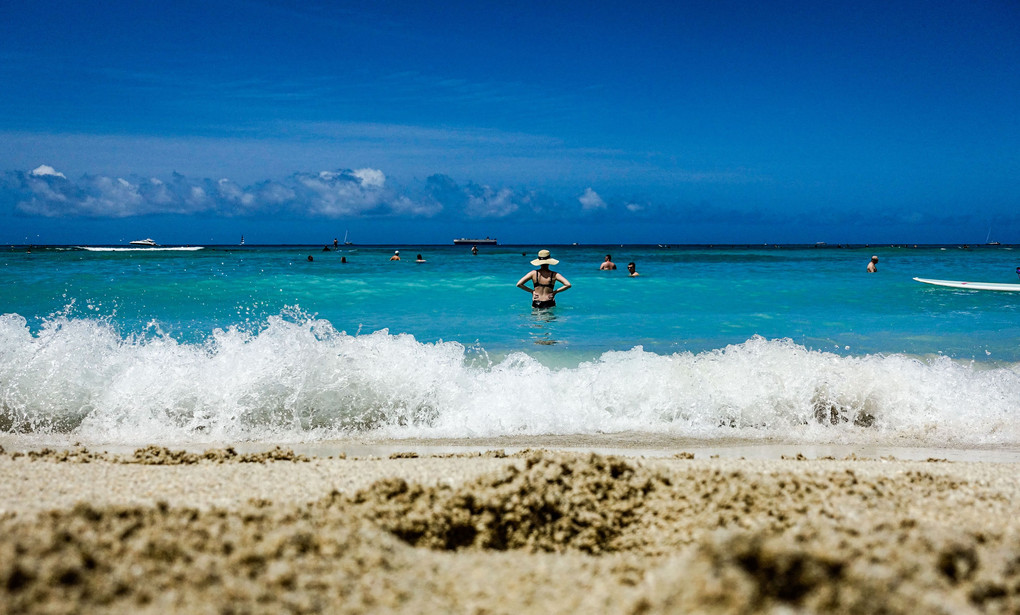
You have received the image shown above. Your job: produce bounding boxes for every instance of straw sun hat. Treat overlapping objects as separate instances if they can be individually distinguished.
[530,249,559,266]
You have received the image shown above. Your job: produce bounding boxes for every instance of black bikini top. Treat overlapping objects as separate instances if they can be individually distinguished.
[534,269,556,288]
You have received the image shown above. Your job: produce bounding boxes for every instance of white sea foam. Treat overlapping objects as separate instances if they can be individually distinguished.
[1,310,1018,447]
[76,246,204,252]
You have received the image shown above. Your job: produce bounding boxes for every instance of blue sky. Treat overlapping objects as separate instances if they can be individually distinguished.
[1,0,1017,245]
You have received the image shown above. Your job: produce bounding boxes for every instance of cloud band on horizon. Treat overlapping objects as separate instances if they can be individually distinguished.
[1,165,656,222]
[1,164,1008,245]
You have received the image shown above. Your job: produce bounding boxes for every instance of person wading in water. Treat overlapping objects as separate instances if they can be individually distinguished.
[516,249,571,308]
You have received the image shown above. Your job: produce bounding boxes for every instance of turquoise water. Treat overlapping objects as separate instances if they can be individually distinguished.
[2,243,1019,446]
[5,244,1020,360]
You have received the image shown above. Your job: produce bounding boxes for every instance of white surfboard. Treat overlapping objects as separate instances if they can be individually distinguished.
[913,277,1020,292]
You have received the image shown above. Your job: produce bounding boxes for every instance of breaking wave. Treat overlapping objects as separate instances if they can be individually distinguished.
[2,310,1018,447]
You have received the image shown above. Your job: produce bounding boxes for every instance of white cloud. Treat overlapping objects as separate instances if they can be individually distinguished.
[352,168,385,188]
[257,182,296,205]
[465,186,519,218]
[296,171,387,216]
[189,186,208,205]
[78,176,144,217]
[579,187,607,210]
[217,178,256,208]
[29,164,66,179]
[389,195,442,217]
[143,179,176,205]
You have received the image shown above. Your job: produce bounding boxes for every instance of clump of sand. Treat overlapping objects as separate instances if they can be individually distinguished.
[2,445,311,464]
[635,528,1020,614]
[343,450,666,553]
[0,500,418,613]
[126,445,311,464]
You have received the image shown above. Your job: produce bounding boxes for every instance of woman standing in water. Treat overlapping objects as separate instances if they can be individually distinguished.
[517,249,571,308]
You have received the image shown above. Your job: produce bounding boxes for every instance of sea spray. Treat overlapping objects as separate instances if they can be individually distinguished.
[2,310,1019,446]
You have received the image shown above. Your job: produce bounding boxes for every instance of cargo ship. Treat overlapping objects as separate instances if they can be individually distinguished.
[453,237,497,245]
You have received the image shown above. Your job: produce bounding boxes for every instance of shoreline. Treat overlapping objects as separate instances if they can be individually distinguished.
[3,445,1020,612]
[6,432,1020,463]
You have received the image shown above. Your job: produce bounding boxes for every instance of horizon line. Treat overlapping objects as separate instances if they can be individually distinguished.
[6,242,1016,249]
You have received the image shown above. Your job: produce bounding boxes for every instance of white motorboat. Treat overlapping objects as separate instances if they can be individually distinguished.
[129,238,158,246]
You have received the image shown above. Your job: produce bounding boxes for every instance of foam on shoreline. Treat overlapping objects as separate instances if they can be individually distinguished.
[5,311,1020,448]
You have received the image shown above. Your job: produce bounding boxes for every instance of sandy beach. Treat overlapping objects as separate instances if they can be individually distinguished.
[2,445,1020,614]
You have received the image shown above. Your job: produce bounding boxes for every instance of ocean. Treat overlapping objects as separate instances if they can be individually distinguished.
[2,243,1019,455]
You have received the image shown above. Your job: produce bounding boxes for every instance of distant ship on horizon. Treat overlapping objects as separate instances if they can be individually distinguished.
[453,237,497,245]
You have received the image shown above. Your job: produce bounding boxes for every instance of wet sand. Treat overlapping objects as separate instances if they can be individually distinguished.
[2,446,1020,613]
